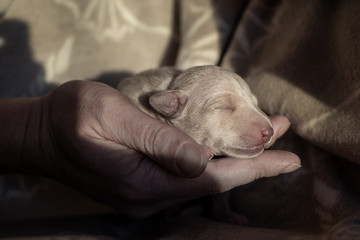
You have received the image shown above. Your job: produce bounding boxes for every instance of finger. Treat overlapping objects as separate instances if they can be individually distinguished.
[162,150,301,197]
[204,150,301,193]
[107,94,214,178]
[267,115,291,147]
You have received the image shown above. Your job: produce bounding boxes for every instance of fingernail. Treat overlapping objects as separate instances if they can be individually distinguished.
[203,146,215,161]
[208,152,215,161]
[175,143,206,177]
[281,163,302,174]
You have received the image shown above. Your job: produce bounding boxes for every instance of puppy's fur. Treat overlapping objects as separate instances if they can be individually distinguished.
[117,65,273,159]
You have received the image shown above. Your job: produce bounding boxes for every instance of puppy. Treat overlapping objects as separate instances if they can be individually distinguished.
[117,65,274,224]
[117,65,273,159]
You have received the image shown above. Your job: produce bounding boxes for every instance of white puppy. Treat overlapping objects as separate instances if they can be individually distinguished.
[117,65,273,159]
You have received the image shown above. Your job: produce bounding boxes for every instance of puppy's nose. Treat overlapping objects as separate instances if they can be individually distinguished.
[261,127,273,144]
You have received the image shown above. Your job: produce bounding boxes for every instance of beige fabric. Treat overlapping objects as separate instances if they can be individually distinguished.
[221,0,360,163]
[175,0,247,69]
[2,0,176,89]
[0,0,12,19]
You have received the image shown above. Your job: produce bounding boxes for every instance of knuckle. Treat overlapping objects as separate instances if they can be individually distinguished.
[142,123,171,159]
[252,159,267,180]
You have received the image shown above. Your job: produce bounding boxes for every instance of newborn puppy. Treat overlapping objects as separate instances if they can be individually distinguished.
[117,65,274,224]
[117,65,273,159]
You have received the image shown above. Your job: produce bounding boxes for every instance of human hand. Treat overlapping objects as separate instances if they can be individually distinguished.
[28,80,300,218]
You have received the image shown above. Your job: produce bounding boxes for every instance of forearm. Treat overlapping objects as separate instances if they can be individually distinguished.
[0,97,45,173]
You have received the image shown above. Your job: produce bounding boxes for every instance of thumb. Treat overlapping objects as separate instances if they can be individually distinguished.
[108,97,214,177]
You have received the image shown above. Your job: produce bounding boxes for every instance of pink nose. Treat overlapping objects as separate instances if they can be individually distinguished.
[261,127,273,143]
[242,123,274,147]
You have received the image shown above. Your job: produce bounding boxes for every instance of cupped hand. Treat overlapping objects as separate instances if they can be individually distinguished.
[33,80,300,218]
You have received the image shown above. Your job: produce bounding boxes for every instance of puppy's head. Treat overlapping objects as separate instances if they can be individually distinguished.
[149,66,273,158]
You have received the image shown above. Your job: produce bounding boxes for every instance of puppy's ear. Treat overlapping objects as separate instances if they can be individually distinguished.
[149,90,188,118]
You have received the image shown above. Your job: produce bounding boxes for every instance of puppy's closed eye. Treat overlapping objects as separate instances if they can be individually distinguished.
[212,96,236,113]
[214,106,236,113]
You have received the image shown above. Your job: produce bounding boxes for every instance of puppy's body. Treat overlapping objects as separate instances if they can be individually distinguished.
[117,65,273,159]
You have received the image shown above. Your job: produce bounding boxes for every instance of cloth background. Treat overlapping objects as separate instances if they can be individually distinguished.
[1,0,360,239]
